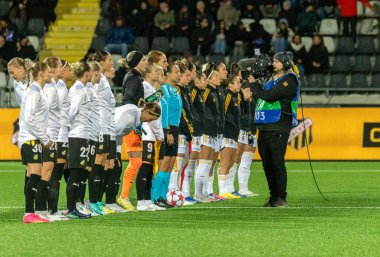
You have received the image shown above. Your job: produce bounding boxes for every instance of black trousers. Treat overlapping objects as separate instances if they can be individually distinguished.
[342,16,358,41]
[257,130,290,199]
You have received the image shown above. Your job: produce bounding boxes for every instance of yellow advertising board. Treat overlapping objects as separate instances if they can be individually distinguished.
[1,108,380,161]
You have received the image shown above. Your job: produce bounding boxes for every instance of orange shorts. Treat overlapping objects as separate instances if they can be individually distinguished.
[123,131,142,153]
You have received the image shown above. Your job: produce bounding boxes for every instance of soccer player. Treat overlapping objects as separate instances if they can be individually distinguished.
[152,63,182,207]
[19,62,53,223]
[34,56,63,221]
[48,59,74,219]
[118,51,147,211]
[182,70,207,204]
[92,51,115,215]
[65,61,92,219]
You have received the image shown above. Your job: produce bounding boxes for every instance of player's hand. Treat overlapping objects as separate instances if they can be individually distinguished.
[44,140,53,149]
[167,134,174,145]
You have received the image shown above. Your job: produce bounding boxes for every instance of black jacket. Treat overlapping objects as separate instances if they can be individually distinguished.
[190,85,205,137]
[122,69,144,105]
[224,89,240,141]
[176,84,193,142]
[202,85,219,138]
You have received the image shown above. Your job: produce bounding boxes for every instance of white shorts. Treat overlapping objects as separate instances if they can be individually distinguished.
[178,134,187,154]
[142,123,155,141]
[214,134,223,152]
[221,138,237,149]
[202,134,216,149]
[191,136,202,152]
[238,130,249,145]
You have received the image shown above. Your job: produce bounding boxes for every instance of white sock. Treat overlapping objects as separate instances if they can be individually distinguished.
[169,171,179,190]
[238,152,253,192]
[176,156,184,173]
[194,160,212,197]
[218,174,227,195]
[207,175,214,195]
[182,160,195,197]
[227,163,238,193]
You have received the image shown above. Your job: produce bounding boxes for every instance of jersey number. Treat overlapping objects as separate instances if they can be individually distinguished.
[90,145,96,155]
[80,146,89,158]
[147,143,153,153]
[32,144,42,153]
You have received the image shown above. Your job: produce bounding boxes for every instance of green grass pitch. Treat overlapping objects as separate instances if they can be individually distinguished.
[1,161,380,257]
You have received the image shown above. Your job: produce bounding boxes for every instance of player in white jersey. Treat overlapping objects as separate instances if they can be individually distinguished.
[48,60,73,219]
[92,51,115,214]
[18,62,53,223]
[7,57,34,196]
[31,57,63,221]
[65,61,93,220]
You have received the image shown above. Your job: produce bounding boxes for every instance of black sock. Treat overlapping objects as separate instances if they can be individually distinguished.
[24,170,29,196]
[113,155,122,200]
[66,168,82,212]
[25,174,41,213]
[101,168,110,203]
[136,163,153,201]
[35,179,49,211]
[48,163,64,213]
[78,169,88,204]
[63,168,70,183]
[93,164,103,203]
[105,168,116,204]
[88,169,97,203]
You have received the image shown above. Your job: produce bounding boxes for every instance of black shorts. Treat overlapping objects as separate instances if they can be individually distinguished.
[42,142,57,163]
[142,140,155,163]
[107,140,116,159]
[21,140,42,165]
[57,142,68,160]
[164,126,179,157]
[87,140,97,168]
[96,134,111,154]
[68,138,89,169]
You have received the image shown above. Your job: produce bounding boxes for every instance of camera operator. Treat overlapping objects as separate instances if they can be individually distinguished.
[250,51,300,208]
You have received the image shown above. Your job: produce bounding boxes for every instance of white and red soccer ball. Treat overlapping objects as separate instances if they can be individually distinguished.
[166,190,185,207]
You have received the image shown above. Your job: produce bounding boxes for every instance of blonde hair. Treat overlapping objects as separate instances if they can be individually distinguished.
[27,62,49,87]
[43,56,61,69]
[88,61,102,72]
[8,57,34,82]
[72,61,91,79]
[147,50,165,65]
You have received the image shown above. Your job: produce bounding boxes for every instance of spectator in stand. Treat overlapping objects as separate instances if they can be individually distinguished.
[174,4,193,37]
[228,20,250,56]
[278,0,297,30]
[154,2,175,38]
[259,0,281,18]
[0,34,17,69]
[104,16,134,57]
[9,0,28,24]
[217,0,241,29]
[316,0,340,19]
[297,3,319,36]
[272,19,294,53]
[108,0,126,23]
[132,1,153,38]
[247,22,272,55]
[211,20,229,55]
[307,34,329,74]
[240,1,262,22]
[191,17,212,56]
[337,0,374,42]
[195,1,214,28]
[288,34,307,76]
[15,34,36,60]
[27,0,56,28]
[0,18,18,43]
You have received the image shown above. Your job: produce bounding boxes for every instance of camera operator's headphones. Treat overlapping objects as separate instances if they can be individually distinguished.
[274,51,293,70]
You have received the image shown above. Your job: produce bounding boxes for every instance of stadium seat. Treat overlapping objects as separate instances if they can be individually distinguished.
[370,73,380,88]
[27,36,40,52]
[352,55,372,73]
[322,36,336,54]
[329,73,348,89]
[241,18,255,32]
[91,36,106,51]
[259,19,276,35]
[11,18,25,34]
[358,18,379,35]
[0,72,7,108]
[27,18,45,37]
[357,1,365,17]
[132,37,149,53]
[335,37,355,54]
[372,55,380,72]
[96,18,112,36]
[306,74,326,89]
[0,1,12,17]
[111,54,122,70]
[356,36,375,54]
[301,36,312,51]
[349,73,369,89]
[171,37,190,54]
[331,55,351,73]
[151,37,170,53]
[319,19,339,35]
[364,1,378,17]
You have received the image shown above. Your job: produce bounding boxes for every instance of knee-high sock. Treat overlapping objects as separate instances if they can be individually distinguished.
[182,160,195,197]
[238,152,253,192]
[152,170,165,201]
[63,168,70,183]
[66,168,82,212]
[169,157,184,190]
[25,174,41,213]
[227,163,238,193]
[218,174,228,195]
[101,168,110,202]
[35,179,49,211]
[194,160,212,197]
[121,157,142,199]
[78,169,88,204]
[136,163,153,200]
[113,156,122,201]
[105,167,116,204]
[207,162,218,195]
[24,170,29,196]
[48,163,64,213]
[91,164,103,203]
[161,172,171,200]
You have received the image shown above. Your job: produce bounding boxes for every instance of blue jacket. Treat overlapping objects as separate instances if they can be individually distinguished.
[106,26,134,44]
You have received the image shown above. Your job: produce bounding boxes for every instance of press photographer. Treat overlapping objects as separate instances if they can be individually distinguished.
[249,51,301,208]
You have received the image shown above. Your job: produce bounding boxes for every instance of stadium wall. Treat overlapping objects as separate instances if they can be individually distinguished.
[1,108,380,161]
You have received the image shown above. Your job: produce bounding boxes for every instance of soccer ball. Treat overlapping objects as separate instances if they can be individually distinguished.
[166,190,185,207]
